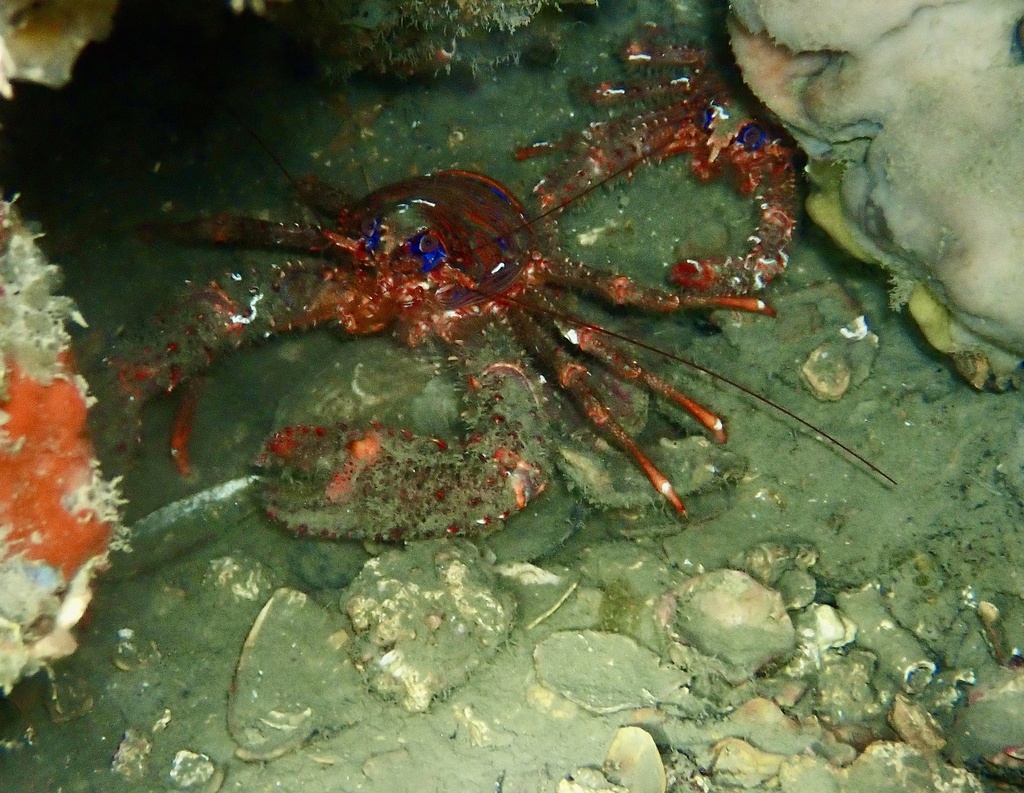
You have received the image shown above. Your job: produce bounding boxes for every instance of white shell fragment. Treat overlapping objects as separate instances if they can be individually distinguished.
[168,750,219,791]
[494,561,563,585]
[791,603,857,673]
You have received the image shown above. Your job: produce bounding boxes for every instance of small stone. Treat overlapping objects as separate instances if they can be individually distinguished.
[604,726,666,793]
[776,568,817,610]
[710,738,785,788]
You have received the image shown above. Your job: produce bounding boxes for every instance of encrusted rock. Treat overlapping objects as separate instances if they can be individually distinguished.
[111,728,152,781]
[168,750,219,790]
[842,741,982,792]
[343,540,513,712]
[816,648,885,727]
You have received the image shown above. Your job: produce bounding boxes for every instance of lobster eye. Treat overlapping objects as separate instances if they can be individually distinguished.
[409,231,447,272]
[736,123,767,152]
[417,232,440,254]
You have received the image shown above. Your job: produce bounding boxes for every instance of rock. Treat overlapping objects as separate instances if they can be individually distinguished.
[228,587,363,760]
[778,755,842,793]
[662,696,825,758]
[843,741,982,793]
[729,0,1024,386]
[948,666,1024,768]
[710,737,786,788]
[837,583,936,693]
[533,630,694,714]
[888,693,946,754]
[665,569,796,681]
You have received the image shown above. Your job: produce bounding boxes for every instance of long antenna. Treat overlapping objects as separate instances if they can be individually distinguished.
[225,107,334,225]
[496,292,897,487]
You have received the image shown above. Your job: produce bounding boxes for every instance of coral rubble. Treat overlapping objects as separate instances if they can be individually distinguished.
[0,198,124,694]
[248,0,577,75]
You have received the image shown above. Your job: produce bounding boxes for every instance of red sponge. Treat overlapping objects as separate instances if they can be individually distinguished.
[1,355,112,580]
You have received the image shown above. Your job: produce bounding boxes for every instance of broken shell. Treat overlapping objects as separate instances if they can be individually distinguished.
[604,726,666,793]
[801,342,851,401]
[889,693,946,754]
[229,587,361,760]
[44,669,94,723]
